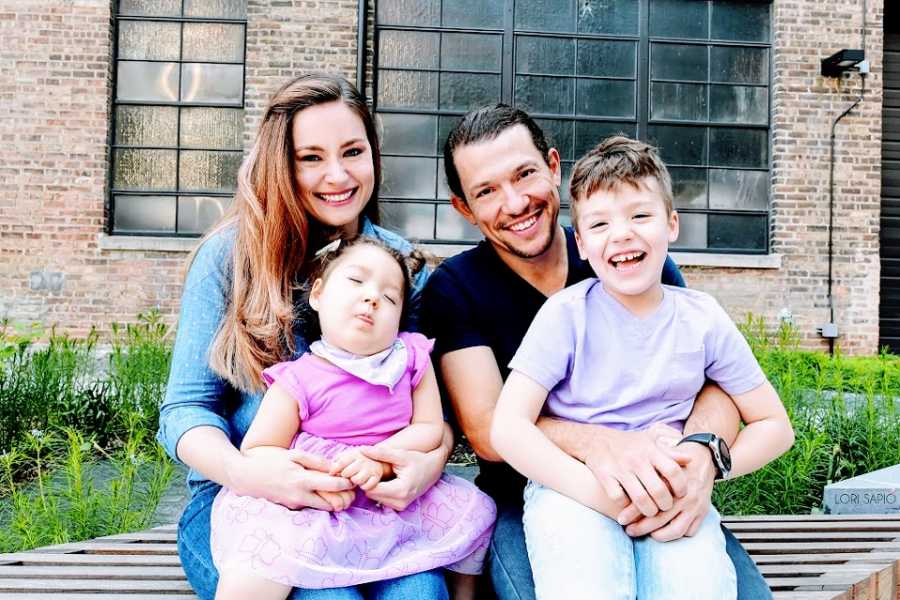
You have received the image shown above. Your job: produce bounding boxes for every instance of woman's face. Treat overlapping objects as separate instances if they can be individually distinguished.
[292,101,375,236]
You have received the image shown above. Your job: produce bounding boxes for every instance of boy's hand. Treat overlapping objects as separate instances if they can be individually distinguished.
[331,447,387,491]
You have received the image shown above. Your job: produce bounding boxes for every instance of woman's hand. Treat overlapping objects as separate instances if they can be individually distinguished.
[331,447,387,491]
[227,446,354,511]
[359,444,445,510]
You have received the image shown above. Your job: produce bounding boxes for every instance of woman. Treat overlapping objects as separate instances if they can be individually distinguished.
[157,74,452,600]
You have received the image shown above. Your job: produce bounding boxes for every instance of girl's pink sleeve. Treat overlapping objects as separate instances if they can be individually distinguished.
[399,331,435,388]
[261,359,310,421]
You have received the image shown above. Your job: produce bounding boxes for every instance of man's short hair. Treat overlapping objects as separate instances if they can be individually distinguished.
[568,136,675,226]
[443,104,551,200]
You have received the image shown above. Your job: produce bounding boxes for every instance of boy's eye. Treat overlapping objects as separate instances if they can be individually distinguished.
[634,213,651,220]
[590,222,608,230]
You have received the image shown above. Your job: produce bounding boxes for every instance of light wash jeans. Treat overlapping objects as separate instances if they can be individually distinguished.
[177,481,449,600]
[522,482,736,600]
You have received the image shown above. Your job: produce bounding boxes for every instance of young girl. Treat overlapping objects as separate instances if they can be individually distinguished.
[490,136,794,600]
[211,236,495,599]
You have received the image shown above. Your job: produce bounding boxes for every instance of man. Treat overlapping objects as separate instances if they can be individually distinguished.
[419,105,771,600]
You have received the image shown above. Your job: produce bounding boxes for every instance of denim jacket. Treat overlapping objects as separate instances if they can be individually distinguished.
[156,219,429,494]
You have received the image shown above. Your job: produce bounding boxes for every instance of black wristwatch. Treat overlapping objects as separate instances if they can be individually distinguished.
[677,433,732,480]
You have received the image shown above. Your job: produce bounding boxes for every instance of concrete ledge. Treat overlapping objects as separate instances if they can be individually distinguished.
[98,234,199,253]
[670,252,782,269]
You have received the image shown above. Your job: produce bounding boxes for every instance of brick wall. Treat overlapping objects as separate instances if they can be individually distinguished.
[0,0,888,354]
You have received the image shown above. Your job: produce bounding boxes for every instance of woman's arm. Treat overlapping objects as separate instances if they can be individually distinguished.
[491,371,628,519]
[728,380,794,477]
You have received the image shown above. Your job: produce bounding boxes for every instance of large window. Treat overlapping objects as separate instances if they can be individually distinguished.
[372,0,771,252]
[109,0,247,236]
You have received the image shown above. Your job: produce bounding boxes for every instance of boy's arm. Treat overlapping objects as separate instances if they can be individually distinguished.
[491,371,628,518]
[728,380,794,477]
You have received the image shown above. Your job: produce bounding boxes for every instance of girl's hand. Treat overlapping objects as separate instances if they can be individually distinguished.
[316,488,357,512]
[227,447,354,510]
[331,447,386,491]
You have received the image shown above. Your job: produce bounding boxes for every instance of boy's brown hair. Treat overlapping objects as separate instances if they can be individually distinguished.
[568,136,674,226]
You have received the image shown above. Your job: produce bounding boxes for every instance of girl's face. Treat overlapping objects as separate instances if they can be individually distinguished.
[309,244,405,356]
[292,101,375,237]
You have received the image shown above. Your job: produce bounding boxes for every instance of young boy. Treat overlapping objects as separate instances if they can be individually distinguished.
[490,136,794,600]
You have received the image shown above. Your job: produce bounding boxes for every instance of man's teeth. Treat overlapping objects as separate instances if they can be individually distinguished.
[320,190,353,203]
[509,216,537,232]
[611,252,643,263]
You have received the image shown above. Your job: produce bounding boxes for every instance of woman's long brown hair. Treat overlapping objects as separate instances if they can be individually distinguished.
[196,74,382,393]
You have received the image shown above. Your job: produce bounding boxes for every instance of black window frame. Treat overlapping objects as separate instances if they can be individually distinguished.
[107,1,248,237]
[366,0,773,254]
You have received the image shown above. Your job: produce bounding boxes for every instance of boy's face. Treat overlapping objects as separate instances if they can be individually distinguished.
[574,177,679,306]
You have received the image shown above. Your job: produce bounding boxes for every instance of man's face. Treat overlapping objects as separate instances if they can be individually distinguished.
[449,125,562,261]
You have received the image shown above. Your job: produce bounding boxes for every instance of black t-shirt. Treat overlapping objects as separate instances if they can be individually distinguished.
[420,227,685,505]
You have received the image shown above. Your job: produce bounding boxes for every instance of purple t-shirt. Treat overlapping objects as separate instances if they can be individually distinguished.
[509,279,765,432]
[261,332,434,446]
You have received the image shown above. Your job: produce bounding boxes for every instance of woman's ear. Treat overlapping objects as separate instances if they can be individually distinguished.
[308,278,324,312]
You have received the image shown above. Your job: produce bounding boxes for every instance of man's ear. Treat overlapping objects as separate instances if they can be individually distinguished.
[668,210,680,244]
[547,147,562,187]
[574,229,588,261]
[308,278,324,312]
[450,194,477,225]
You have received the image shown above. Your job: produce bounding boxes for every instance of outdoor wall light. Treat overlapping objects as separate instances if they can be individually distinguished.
[821,49,866,77]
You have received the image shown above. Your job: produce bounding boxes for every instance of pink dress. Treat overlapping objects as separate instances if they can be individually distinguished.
[210,332,496,589]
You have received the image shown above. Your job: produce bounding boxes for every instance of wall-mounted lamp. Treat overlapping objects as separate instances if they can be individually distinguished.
[821,49,866,77]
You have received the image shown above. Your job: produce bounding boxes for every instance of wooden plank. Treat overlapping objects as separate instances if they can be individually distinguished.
[750,553,900,565]
[773,593,847,600]
[727,521,900,533]
[28,543,179,556]
[0,595,195,600]
[0,579,194,593]
[0,554,181,567]
[724,514,900,523]
[0,565,187,579]
[743,541,900,553]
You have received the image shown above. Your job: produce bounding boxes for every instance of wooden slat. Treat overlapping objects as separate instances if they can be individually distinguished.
[0,579,193,593]
[0,566,187,579]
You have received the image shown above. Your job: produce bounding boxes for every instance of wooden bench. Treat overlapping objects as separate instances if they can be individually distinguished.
[0,514,897,599]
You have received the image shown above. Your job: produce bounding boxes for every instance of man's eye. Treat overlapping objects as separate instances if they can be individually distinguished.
[475,188,492,199]
[519,168,536,179]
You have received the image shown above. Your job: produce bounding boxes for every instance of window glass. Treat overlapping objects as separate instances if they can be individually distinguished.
[711,46,768,84]
[382,157,437,199]
[378,71,439,109]
[709,85,768,125]
[177,196,232,234]
[437,205,482,240]
[516,36,575,76]
[647,125,707,166]
[577,0,639,35]
[180,63,244,104]
[649,0,708,39]
[116,62,179,103]
[178,151,243,192]
[116,106,178,147]
[650,82,708,121]
[442,0,503,29]
[117,21,181,61]
[578,40,636,78]
[574,122,636,157]
[183,23,245,63]
[670,168,708,208]
[538,119,574,161]
[379,30,439,69]
[651,43,707,81]
[709,128,768,168]
[378,0,440,26]
[180,107,244,149]
[439,73,501,111]
[118,0,180,17]
[113,149,177,190]
[711,1,771,42]
[671,212,708,249]
[515,0,575,33]
[441,33,502,71]
[381,113,438,156]
[577,79,635,118]
[114,195,177,233]
[709,169,768,210]
[184,0,246,18]
[516,75,574,115]
[382,202,436,240]
[709,214,767,250]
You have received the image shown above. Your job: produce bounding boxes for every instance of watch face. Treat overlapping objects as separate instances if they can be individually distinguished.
[716,438,732,471]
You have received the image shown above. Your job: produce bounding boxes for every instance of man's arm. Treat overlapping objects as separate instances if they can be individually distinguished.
[439,346,505,462]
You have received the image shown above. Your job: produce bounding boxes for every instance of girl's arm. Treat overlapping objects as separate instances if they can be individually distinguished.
[491,371,628,519]
[727,379,794,478]
[240,382,300,453]
[376,358,444,454]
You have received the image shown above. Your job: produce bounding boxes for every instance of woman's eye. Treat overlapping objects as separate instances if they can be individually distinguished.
[298,154,321,162]
[345,147,364,157]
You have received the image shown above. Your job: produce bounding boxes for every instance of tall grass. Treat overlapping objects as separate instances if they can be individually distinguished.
[713,317,900,515]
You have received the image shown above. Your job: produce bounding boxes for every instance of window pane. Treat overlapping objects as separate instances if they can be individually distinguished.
[439,73,501,111]
[559,161,574,205]
[711,46,768,84]
[113,149,177,190]
[116,61,179,102]
[574,122,636,157]
[183,23,244,63]
[650,43,707,81]
[184,0,247,19]
[118,0,181,17]
[709,169,768,210]
[711,1,771,43]
[579,40,636,78]
[180,107,244,149]
[709,214,766,250]
[577,0,639,35]
[437,204,481,240]
[709,128,767,168]
[378,70,438,109]
[115,105,178,146]
[515,0,575,33]
[437,159,451,199]
[650,82,707,121]
[438,116,460,154]
[709,85,768,125]
[516,36,574,76]
[117,21,180,61]
[179,150,242,192]
[442,33,502,71]
[576,79,635,118]
[382,157,436,199]
[442,0,503,29]
[650,0,708,39]
[647,125,706,165]
[379,30,439,70]
[380,113,437,156]
[177,196,231,234]
[113,195,176,233]
[669,167,708,208]
[537,119,574,161]
[378,0,439,26]
[671,212,707,249]
[180,63,243,104]
[515,75,574,115]
[382,202,435,240]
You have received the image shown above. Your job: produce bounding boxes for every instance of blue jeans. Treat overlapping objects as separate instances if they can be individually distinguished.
[177,482,449,600]
[523,483,734,599]
[488,499,771,600]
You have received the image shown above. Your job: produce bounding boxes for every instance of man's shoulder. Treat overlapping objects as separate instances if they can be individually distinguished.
[427,243,492,289]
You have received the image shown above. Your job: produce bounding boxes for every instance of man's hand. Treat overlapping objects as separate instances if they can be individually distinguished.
[617,441,716,541]
[359,445,444,510]
[584,423,691,517]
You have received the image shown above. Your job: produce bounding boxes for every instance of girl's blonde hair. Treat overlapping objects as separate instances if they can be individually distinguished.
[194,74,382,393]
